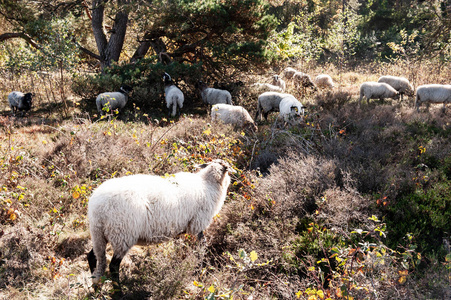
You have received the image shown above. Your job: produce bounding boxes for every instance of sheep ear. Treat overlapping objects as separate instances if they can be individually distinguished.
[194,163,209,169]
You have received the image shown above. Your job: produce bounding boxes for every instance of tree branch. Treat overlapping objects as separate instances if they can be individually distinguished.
[0,32,40,49]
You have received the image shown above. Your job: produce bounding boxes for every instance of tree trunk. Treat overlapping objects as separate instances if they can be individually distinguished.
[91,0,129,71]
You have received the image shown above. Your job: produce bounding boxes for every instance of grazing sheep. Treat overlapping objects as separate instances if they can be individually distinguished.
[378,75,414,100]
[293,72,317,91]
[358,82,399,105]
[8,91,33,116]
[282,67,298,80]
[196,81,232,107]
[251,82,284,93]
[87,159,234,290]
[163,72,184,117]
[415,84,451,112]
[315,74,335,89]
[279,95,305,121]
[211,104,257,132]
[272,75,286,92]
[96,85,133,116]
[255,91,292,121]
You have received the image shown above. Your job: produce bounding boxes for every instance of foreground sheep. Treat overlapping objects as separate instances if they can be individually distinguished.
[378,75,414,100]
[415,84,451,112]
[211,104,257,132]
[358,82,399,105]
[255,91,291,121]
[163,72,184,117]
[8,91,33,116]
[279,95,305,121]
[96,85,133,116]
[315,74,334,89]
[272,75,286,92]
[87,160,234,290]
[196,81,232,107]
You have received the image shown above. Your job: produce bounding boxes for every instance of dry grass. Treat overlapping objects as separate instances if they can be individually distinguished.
[1,60,451,299]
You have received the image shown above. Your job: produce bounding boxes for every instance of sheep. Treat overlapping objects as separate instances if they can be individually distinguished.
[196,81,232,107]
[358,81,399,105]
[282,67,298,80]
[251,82,284,93]
[315,74,335,89]
[163,72,184,117]
[377,75,414,100]
[415,84,451,112]
[255,91,292,121]
[87,159,234,291]
[292,71,317,92]
[272,75,286,92]
[279,95,305,121]
[211,103,257,132]
[96,85,133,116]
[8,91,33,117]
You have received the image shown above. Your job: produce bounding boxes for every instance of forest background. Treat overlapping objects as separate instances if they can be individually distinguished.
[0,0,450,299]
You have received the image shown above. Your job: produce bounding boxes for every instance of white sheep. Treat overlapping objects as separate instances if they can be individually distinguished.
[279,95,305,121]
[415,84,451,112]
[96,85,133,116]
[87,159,234,290]
[315,74,335,89]
[255,91,291,121]
[196,81,232,107]
[282,67,298,80]
[292,72,317,91]
[163,72,184,117]
[251,82,284,93]
[272,75,286,92]
[211,104,257,132]
[8,91,33,117]
[377,75,414,100]
[358,81,399,105]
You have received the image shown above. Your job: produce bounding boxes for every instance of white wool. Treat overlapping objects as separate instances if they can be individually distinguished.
[415,84,451,111]
[315,74,334,89]
[255,91,292,121]
[358,81,399,105]
[87,160,232,284]
[251,82,284,93]
[211,104,257,132]
[378,75,414,100]
[279,95,305,121]
[200,86,232,106]
[165,85,184,117]
[272,75,286,92]
[96,86,131,115]
[8,91,33,116]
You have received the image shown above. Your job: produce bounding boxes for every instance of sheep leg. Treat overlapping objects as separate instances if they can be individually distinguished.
[87,249,97,274]
[109,255,123,295]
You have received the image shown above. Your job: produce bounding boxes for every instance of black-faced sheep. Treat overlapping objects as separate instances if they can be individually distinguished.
[163,72,184,117]
[8,91,33,117]
[196,81,232,107]
[87,160,234,291]
[315,74,334,89]
[358,82,399,105]
[415,84,451,112]
[96,85,133,116]
[211,103,257,132]
[255,91,291,121]
[377,75,414,100]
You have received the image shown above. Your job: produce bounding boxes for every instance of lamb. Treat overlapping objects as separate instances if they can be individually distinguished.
[196,81,232,107]
[211,104,257,132]
[87,159,234,291]
[315,74,335,89]
[293,71,317,91]
[255,91,292,121]
[377,75,414,100]
[96,85,133,116]
[272,75,286,92]
[282,67,298,80]
[415,84,451,112]
[8,91,33,117]
[358,81,399,105]
[163,72,184,117]
[251,82,284,93]
[279,95,305,121]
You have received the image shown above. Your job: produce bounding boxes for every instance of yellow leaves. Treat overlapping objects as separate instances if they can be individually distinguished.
[207,285,215,293]
[193,280,203,287]
[249,250,258,262]
[418,145,426,154]
[296,291,302,298]
[72,191,80,199]
[7,208,17,221]
[203,128,211,135]
[398,270,408,284]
